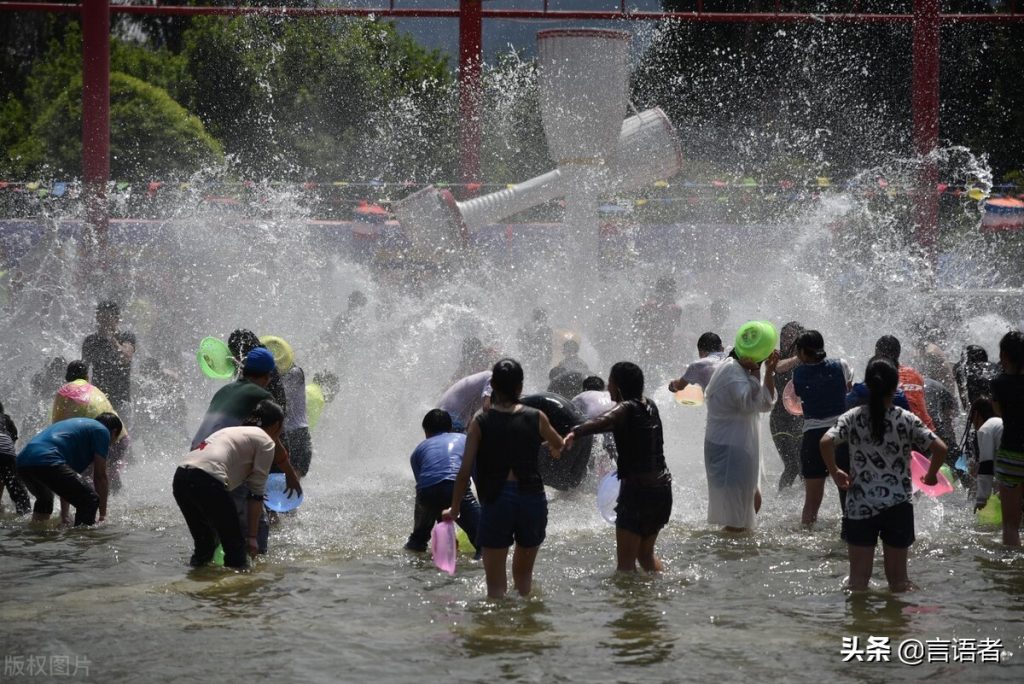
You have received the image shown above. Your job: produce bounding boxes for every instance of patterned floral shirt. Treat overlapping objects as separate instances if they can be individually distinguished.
[826,406,936,519]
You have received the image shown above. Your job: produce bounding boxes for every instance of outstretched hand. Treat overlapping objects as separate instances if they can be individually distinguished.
[920,472,938,486]
[764,350,780,373]
[441,507,456,522]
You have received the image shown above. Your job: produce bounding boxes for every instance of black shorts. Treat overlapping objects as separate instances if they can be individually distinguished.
[616,475,672,538]
[800,428,849,479]
[845,501,915,549]
[800,427,830,478]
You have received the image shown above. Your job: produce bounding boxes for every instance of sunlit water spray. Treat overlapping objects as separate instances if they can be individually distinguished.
[2,30,1023,684]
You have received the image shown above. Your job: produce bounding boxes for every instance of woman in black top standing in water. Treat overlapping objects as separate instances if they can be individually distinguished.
[565,362,672,572]
[444,359,564,599]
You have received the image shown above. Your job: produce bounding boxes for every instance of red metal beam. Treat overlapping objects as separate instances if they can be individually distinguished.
[913,0,940,255]
[81,0,109,254]
[457,0,482,196]
[4,3,1024,22]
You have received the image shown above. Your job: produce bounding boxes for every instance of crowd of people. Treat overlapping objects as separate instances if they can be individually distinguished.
[1,291,1022,601]
[414,307,1023,599]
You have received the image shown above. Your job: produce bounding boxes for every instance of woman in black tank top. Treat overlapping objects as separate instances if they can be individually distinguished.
[566,362,672,573]
[444,358,564,599]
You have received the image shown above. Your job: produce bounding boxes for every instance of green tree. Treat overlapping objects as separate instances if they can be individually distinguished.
[15,72,222,178]
[180,16,455,181]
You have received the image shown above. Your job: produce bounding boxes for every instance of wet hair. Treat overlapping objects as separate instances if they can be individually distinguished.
[582,375,605,392]
[779,321,804,357]
[563,338,580,356]
[864,357,899,444]
[242,400,285,430]
[94,412,123,439]
[696,332,724,354]
[795,330,827,362]
[963,344,988,364]
[489,358,524,402]
[999,330,1024,369]
[422,408,453,436]
[874,335,902,364]
[228,328,262,360]
[313,371,340,402]
[970,397,996,423]
[96,300,120,317]
[65,360,89,382]
[610,361,644,400]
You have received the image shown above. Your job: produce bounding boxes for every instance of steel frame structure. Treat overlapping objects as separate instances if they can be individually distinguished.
[3,0,1024,250]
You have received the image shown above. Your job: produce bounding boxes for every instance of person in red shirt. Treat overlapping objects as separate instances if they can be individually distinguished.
[874,335,936,432]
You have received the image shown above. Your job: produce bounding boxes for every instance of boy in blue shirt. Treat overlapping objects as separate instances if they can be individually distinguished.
[16,414,123,526]
[404,409,481,555]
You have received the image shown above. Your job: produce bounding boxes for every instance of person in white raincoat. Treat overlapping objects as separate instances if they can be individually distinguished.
[703,350,779,531]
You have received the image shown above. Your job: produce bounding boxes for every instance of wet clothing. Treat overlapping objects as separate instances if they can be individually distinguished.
[679,352,727,390]
[846,383,911,411]
[955,358,999,410]
[844,500,915,549]
[438,371,492,432]
[16,418,112,526]
[571,397,673,536]
[793,359,853,431]
[549,355,591,381]
[476,481,547,548]
[411,433,466,490]
[633,298,681,375]
[1,413,17,442]
[175,426,277,569]
[898,366,936,432]
[0,430,31,515]
[517,321,553,378]
[19,464,99,526]
[704,358,774,529]
[82,331,136,413]
[17,418,111,473]
[571,390,615,421]
[405,432,480,551]
[991,373,1024,453]
[173,467,250,568]
[924,377,961,468]
[191,379,273,450]
[282,427,313,475]
[472,407,543,505]
[771,366,803,490]
[974,417,1002,506]
[182,427,276,497]
[826,406,936,520]
[281,366,308,432]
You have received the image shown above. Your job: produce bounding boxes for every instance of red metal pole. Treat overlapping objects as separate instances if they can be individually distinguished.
[82,0,110,258]
[458,0,482,197]
[912,0,940,256]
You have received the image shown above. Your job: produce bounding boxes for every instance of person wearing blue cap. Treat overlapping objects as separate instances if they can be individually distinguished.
[190,347,302,554]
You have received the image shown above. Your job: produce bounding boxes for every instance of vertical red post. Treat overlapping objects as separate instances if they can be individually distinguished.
[912,0,940,256]
[458,0,482,198]
[82,0,111,260]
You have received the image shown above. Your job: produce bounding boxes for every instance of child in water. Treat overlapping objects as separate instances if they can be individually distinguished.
[790,330,853,527]
[565,362,673,572]
[820,357,947,592]
[443,358,564,599]
[991,330,1024,547]
[968,397,1001,513]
